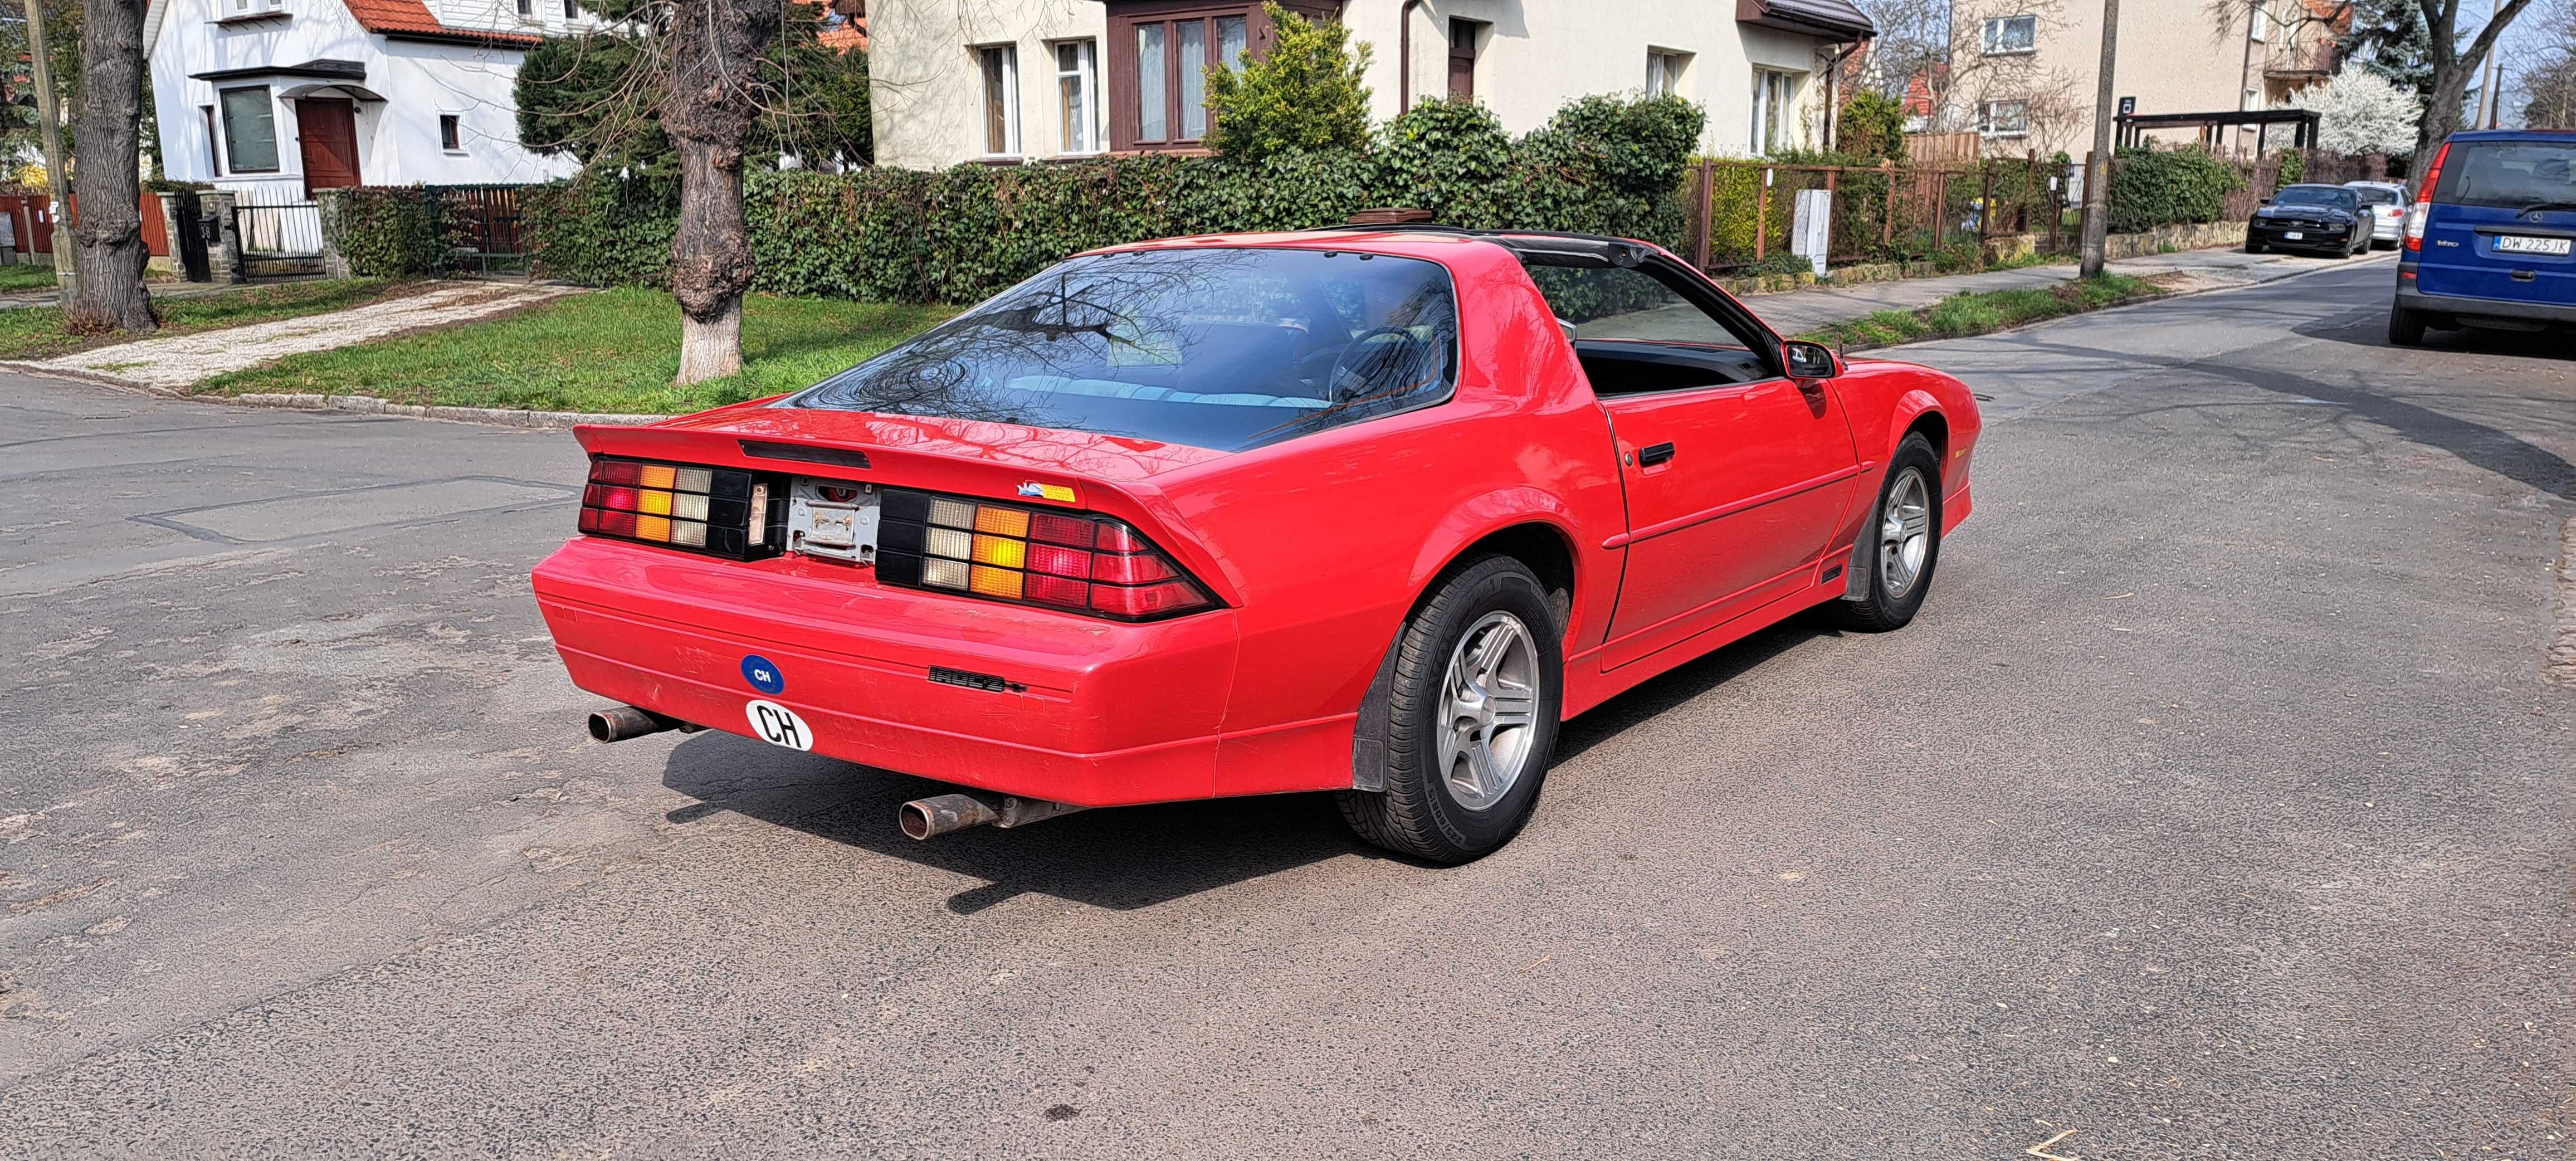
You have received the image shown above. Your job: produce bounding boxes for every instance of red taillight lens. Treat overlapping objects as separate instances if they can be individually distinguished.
[2406,143,2448,252]
[875,489,1214,621]
[577,456,777,559]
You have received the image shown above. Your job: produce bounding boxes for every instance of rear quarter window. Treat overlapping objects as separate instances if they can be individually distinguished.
[779,248,1460,453]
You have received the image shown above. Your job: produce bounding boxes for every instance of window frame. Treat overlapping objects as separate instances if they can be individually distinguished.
[1107,1,1325,152]
[1447,17,1482,100]
[1982,14,2037,55]
[1053,38,1101,155]
[1520,254,1789,394]
[1749,69,1801,153]
[977,43,1022,159]
[217,85,280,174]
[439,113,465,153]
[1978,99,2031,138]
[1646,49,1689,98]
[201,104,223,176]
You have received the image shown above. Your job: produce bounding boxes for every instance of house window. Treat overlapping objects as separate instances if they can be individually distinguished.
[979,44,1021,157]
[2250,2,2268,41]
[1982,15,2037,54]
[564,0,580,17]
[1978,100,2031,137]
[201,105,222,175]
[516,0,533,15]
[440,114,464,152]
[1112,4,1260,149]
[219,86,278,173]
[1647,49,1688,97]
[1056,40,1099,154]
[1749,69,1799,153]
[225,0,282,13]
[1447,18,1481,99]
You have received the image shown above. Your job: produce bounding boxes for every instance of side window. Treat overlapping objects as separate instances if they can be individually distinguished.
[1525,262,1770,350]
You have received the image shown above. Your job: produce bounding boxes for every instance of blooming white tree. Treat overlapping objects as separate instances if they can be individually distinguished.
[2286,71,2425,155]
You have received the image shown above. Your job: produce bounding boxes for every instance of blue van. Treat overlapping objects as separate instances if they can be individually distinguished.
[2389,129,2576,345]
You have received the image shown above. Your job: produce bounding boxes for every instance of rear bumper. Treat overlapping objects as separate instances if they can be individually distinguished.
[2395,280,2576,326]
[533,535,1260,807]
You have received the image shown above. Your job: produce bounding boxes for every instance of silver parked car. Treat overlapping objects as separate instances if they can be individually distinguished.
[2344,181,2410,248]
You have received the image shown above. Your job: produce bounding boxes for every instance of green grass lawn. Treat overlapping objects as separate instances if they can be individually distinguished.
[0,277,407,360]
[1798,273,2162,351]
[0,264,58,292]
[199,287,960,414]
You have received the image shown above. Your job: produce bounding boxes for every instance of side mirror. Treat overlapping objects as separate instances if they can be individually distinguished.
[1783,340,1840,379]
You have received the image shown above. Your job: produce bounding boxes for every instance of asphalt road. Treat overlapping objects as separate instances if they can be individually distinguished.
[3,259,2569,1159]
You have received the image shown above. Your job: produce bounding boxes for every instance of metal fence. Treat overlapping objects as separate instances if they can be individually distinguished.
[233,185,323,257]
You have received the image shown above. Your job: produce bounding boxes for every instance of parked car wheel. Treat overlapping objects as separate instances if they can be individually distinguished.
[1836,433,1945,633]
[1338,555,1563,865]
[2245,237,2266,255]
[2388,301,2428,346]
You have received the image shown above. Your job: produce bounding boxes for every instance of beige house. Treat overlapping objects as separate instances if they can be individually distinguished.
[1938,0,2344,155]
[868,0,1876,170]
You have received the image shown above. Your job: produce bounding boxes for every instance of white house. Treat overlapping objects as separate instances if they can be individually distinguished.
[867,0,1875,170]
[146,0,597,213]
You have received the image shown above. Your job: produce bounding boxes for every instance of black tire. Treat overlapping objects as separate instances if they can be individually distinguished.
[1337,555,1563,865]
[2387,301,2427,346]
[2339,232,2360,258]
[1836,433,1944,633]
[2245,237,2266,254]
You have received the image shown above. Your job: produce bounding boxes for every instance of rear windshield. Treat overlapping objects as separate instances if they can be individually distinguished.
[780,247,1459,452]
[2348,185,2400,205]
[2276,186,2357,208]
[2432,140,2576,209]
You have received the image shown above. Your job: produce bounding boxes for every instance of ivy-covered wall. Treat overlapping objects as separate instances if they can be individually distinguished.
[524,94,1701,305]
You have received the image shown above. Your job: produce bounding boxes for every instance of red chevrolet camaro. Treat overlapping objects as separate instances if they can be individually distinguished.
[533,223,1980,863]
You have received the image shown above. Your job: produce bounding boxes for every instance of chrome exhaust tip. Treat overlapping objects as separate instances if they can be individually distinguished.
[587,705,699,743]
[899,792,1089,840]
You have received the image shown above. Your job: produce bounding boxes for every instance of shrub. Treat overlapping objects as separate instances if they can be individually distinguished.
[525,90,1701,305]
[1204,2,1372,161]
[317,187,447,277]
[2107,145,2244,232]
[1838,90,1908,163]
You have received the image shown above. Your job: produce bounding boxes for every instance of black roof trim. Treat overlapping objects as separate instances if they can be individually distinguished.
[191,58,366,84]
[1299,223,1657,268]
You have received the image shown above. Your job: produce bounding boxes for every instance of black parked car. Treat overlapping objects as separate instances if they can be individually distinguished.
[2246,184,2370,257]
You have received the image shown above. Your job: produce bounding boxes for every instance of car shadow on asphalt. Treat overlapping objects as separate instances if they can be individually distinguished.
[660,733,1374,915]
[657,616,1836,914]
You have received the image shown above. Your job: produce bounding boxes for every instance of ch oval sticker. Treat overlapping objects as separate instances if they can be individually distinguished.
[743,699,815,752]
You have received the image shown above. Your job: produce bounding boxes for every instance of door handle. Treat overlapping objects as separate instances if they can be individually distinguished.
[1637,442,1676,467]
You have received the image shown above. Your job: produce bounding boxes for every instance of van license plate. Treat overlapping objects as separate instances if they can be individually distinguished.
[2495,235,2572,256]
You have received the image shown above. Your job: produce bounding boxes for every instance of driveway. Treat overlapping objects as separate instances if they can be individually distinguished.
[1,262,2567,1159]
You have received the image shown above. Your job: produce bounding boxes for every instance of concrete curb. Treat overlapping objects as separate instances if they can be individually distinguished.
[0,360,667,428]
[1841,251,2396,354]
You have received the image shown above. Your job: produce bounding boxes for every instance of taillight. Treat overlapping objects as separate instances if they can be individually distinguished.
[578,456,779,559]
[2406,143,2448,252]
[875,489,1214,621]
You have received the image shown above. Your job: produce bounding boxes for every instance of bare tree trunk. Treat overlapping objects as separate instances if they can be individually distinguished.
[22,0,75,305]
[665,0,779,387]
[2412,0,2535,177]
[68,0,153,333]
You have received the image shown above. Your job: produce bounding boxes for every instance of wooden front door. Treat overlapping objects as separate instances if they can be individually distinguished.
[296,99,361,195]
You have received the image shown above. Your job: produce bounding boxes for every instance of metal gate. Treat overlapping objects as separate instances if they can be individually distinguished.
[170,190,211,282]
[431,184,529,274]
[232,192,323,257]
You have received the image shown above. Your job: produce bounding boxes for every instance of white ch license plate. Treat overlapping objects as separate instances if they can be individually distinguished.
[2282,231,2304,241]
[2495,235,2572,256]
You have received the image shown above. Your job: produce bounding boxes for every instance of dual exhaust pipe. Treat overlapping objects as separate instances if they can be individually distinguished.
[586,705,1085,841]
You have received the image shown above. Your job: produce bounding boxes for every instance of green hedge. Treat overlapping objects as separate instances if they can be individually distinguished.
[2107,145,2245,233]
[316,187,449,277]
[526,93,1702,305]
